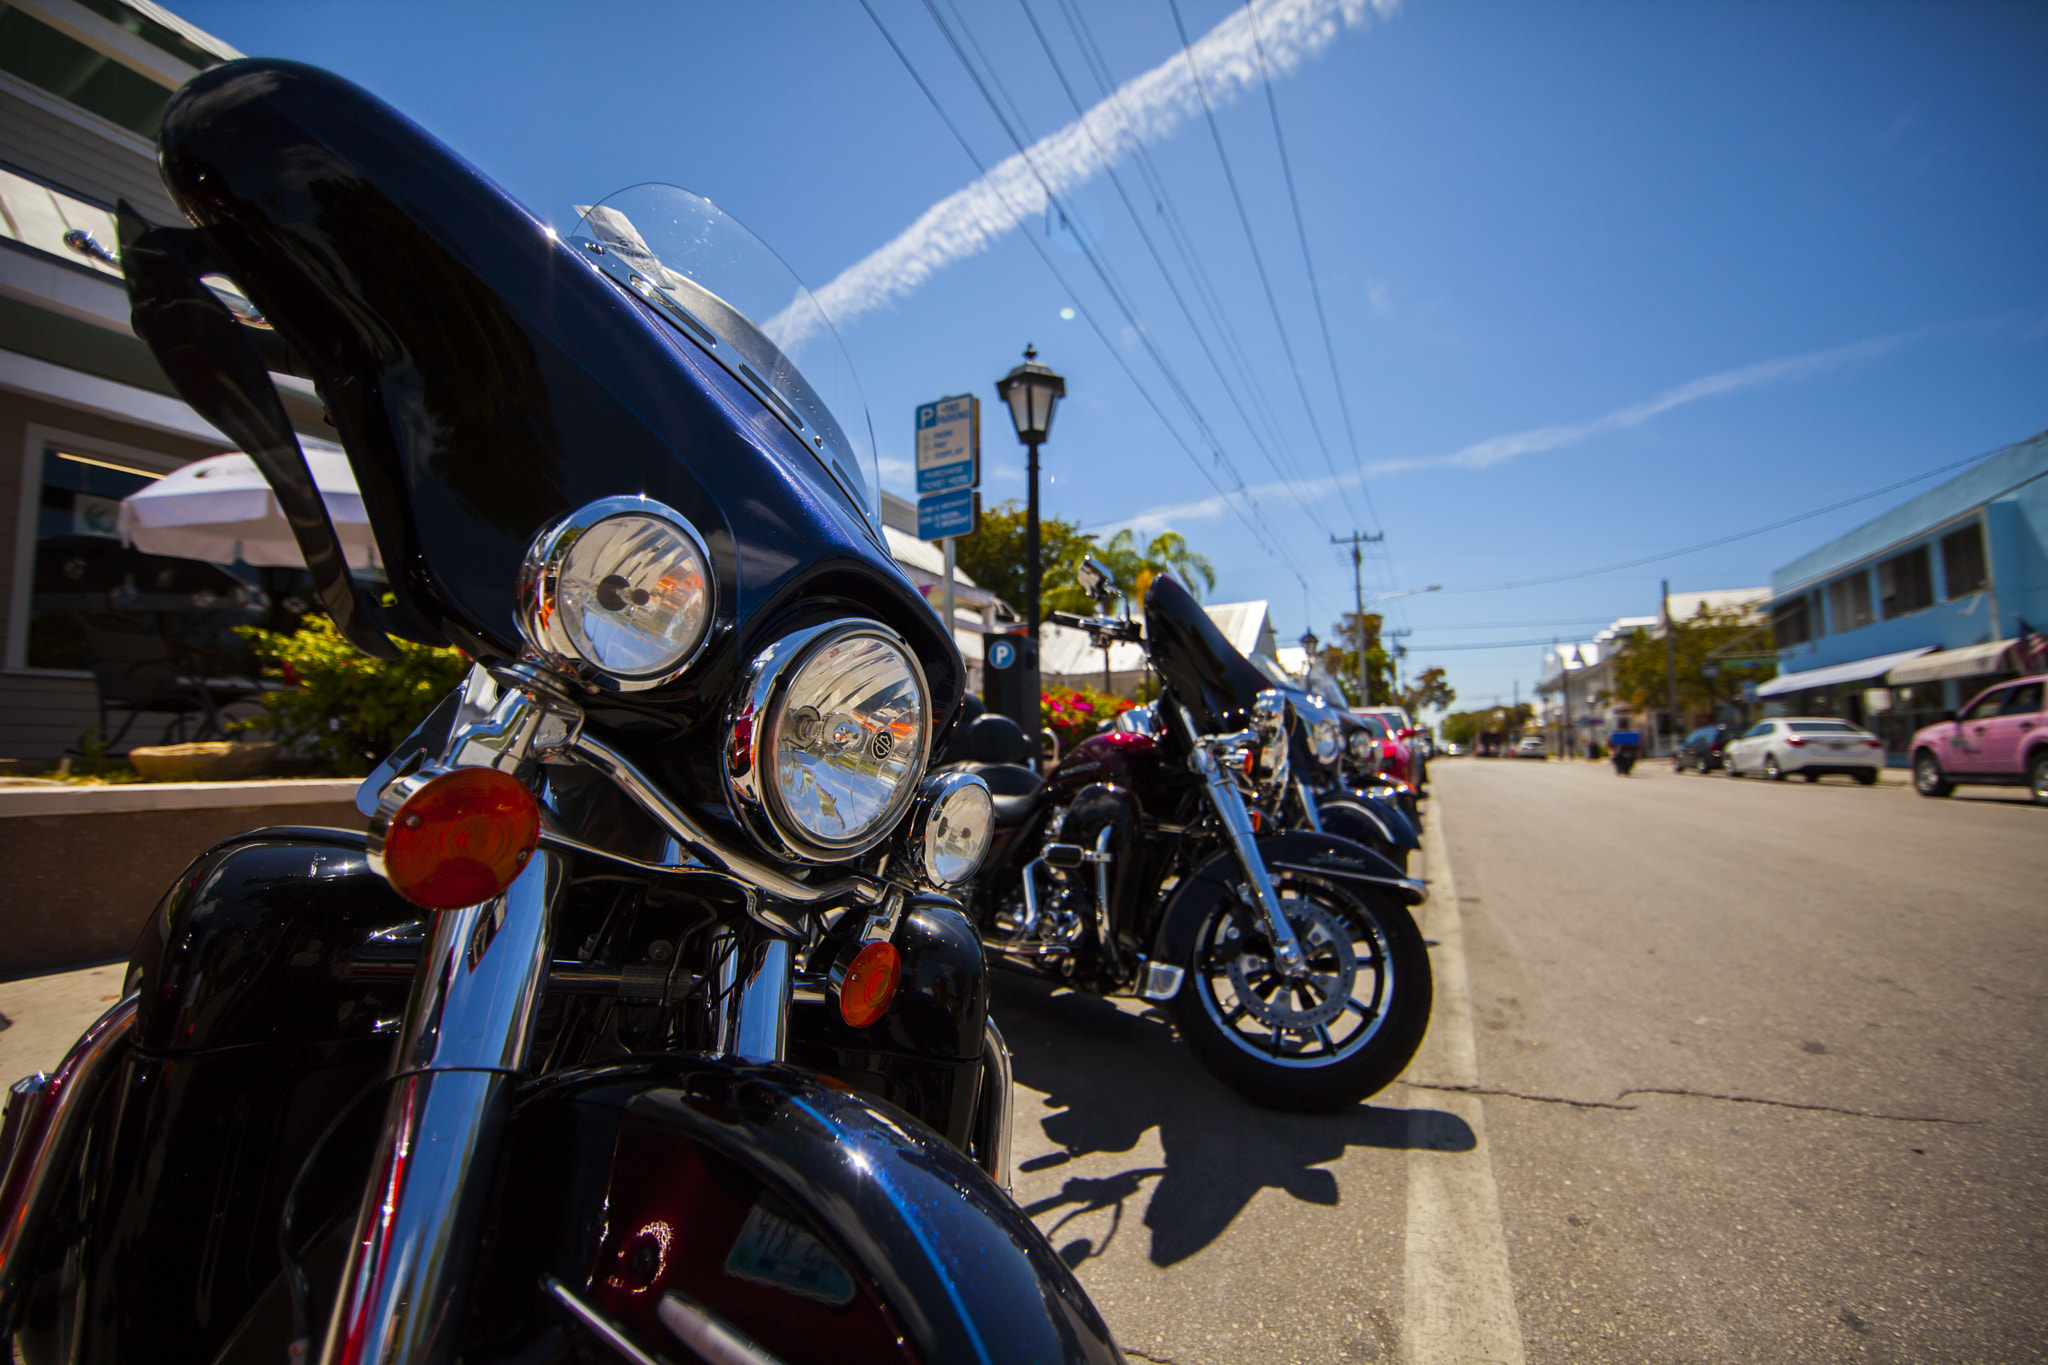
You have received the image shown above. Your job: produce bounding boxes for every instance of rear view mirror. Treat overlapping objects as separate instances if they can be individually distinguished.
[1075,555,1119,605]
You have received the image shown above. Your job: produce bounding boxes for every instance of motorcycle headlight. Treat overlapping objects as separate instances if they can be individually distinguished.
[1349,730,1378,766]
[1311,715,1342,767]
[519,496,714,691]
[907,771,994,888]
[727,620,931,863]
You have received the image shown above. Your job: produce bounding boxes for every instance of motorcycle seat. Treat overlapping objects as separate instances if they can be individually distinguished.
[965,761,1045,826]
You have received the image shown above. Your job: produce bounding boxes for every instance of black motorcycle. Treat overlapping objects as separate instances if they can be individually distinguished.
[0,61,1119,1365]
[945,562,1431,1112]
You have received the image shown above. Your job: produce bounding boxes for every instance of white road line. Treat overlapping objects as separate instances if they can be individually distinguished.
[1403,799,1526,1365]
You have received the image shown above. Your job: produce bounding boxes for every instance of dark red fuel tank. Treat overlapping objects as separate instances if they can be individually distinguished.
[1049,730,1161,793]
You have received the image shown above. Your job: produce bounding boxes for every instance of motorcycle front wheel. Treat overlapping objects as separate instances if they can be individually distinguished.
[1174,871,1431,1112]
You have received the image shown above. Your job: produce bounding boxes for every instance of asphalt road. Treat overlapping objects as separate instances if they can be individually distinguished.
[996,757,2047,1364]
[2,761,2039,1362]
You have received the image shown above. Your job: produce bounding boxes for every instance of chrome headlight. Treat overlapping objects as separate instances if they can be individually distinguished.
[519,496,714,691]
[907,771,995,888]
[1348,730,1379,767]
[1310,714,1342,767]
[727,620,931,863]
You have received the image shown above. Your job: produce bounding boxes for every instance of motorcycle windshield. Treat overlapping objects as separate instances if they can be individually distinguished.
[567,185,880,531]
[1143,572,1274,734]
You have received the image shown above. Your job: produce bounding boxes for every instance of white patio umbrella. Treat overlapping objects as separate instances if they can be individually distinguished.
[117,443,382,570]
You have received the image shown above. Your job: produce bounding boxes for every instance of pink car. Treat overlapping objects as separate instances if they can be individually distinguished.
[1908,674,2048,804]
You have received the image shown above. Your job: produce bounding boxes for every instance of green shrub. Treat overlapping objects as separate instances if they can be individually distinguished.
[232,616,468,775]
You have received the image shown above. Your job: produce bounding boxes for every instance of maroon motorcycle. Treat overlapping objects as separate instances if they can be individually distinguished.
[948,562,1432,1112]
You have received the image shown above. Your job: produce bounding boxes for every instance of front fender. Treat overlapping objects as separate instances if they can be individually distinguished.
[1150,831,1427,970]
[1320,791,1419,851]
[471,1055,1120,1365]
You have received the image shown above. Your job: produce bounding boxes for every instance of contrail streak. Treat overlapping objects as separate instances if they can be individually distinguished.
[770,0,1394,349]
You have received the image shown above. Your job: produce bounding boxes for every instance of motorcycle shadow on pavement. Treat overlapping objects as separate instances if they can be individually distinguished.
[990,972,1473,1269]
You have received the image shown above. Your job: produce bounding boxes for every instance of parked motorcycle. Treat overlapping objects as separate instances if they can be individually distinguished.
[0,60,1120,1365]
[948,562,1431,1112]
[1258,657,1427,871]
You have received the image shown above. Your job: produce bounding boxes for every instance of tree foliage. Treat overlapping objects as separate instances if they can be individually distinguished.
[1605,603,1776,724]
[232,616,469,775]
[952,499,1217,623]
[1310,611,1392,706]
[1397,666,1456,718]
[1440,702,1534,747]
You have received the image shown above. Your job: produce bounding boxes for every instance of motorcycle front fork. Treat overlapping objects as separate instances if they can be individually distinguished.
[1189,745,1308,975]
[320,859,797,1365]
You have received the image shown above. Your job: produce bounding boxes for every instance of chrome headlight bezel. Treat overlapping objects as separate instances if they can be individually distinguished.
[904,771,995,889]
[725,619,933,865]
[1310,714,1342,768]
[517,495,716,693]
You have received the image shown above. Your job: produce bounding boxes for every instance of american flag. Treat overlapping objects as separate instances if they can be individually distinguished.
[2016,618,2048,675]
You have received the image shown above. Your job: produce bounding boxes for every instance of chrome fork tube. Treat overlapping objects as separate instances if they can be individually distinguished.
[319,850,563,1365]
[1191,745,1307,974]
[712,933,791,1064]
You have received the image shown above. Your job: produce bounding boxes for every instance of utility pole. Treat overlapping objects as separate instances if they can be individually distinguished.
[1331,531,1383,705]
[1662,579,1679,756]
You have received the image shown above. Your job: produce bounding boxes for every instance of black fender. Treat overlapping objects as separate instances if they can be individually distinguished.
[1320,791,1419,852]
[1151,831,1427,970]
[469,1056,1122,1365]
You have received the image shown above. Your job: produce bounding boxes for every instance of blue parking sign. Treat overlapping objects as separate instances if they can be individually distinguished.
[987,638,1016,670]
[917,488,978,541]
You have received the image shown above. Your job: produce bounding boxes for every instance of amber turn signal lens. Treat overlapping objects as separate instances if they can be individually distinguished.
[839,941,901,1029]
[382,768,541,910]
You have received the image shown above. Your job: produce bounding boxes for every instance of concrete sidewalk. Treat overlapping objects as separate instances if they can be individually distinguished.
[0,961,127,1082]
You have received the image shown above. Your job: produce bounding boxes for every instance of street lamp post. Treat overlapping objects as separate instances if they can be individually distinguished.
[995,346,1066,654]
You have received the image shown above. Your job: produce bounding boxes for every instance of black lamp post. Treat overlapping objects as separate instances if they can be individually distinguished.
[995,346,1065,650]
[1300,629,1320,668]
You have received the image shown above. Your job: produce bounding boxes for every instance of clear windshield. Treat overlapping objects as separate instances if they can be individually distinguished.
[567,184,880,530]
[1300,661,1352,709]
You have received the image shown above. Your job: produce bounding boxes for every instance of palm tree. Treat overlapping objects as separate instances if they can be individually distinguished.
[1097,529,1217,603]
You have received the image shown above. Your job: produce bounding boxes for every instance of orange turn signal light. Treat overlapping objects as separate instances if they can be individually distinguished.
[379,767,541,910]
[838,941,902,1029]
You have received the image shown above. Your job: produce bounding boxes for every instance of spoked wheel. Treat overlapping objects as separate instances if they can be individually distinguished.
[1914,751,1952,798]
[1175,872,1431,1112]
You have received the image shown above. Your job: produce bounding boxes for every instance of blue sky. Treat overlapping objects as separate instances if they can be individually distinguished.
[176,0,2048,710]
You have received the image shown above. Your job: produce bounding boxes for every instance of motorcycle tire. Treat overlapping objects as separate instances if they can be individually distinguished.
[1173,870,1431,1113]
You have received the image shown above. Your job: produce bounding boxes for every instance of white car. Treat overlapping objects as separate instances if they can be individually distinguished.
[1514,735,1547,758]
[1724,718,1884,784]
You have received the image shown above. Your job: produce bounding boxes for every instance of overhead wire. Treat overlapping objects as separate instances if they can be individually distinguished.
[889,0,1338,603]
[1165,0,1364,533]
[1012,0,1340,538]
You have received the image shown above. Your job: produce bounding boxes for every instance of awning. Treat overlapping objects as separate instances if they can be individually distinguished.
[1885,640,2015,685]
[1755,646,1934,698]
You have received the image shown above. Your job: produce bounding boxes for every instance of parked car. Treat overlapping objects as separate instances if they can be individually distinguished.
[1514,734,1547,759]
[1907,675,2048,803]
[1357,706,1427,787]
[1674,723,1736,773]
[1724,718,1883,783]
[1441,743,1466,758]
[1353,711,1417,785]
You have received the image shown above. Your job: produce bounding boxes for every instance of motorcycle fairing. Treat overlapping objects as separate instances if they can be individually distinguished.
[1142,573,1272,736]
[472,1057,1123,1365]
[1150,831,1426,969]
[139,59,961,797]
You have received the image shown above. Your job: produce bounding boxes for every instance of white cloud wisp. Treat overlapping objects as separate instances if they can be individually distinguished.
[1094,332,1910,535]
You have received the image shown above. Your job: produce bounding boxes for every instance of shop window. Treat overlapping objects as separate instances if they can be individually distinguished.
[1877,545,1934,619]
[12,438,266,675]
[1827,571,1873,633]
[1940,521,1988,599]
[1771,596,1811,648]
[0,7,171,139]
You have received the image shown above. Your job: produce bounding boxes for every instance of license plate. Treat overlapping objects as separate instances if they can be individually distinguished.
[724,1200,856,1305]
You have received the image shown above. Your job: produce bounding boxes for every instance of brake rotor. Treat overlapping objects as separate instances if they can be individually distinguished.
[1224,898,1356,1031]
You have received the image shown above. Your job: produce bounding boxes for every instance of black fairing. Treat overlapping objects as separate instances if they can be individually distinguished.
[142,59,960,813]
[788,901,991,1149]
[1143,573,1271,734]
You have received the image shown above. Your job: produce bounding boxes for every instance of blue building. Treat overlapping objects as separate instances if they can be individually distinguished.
[1760,428,2048,761]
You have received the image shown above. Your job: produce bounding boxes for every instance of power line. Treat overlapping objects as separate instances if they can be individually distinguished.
[904,0,1334,600]
[1246,1,1383,539]
[1442,446,2001,594]
[1165,0,1362,532]
[1013,0,1339,538]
